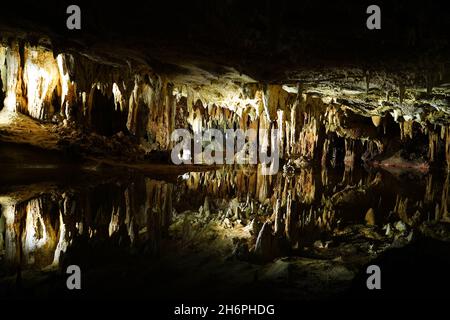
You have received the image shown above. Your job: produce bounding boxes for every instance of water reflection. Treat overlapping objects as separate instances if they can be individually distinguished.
[0,164,450,278]
[0,165,449,273]
[0,179,173,271]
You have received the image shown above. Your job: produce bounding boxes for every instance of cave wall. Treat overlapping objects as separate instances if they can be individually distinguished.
[0,38,449,169]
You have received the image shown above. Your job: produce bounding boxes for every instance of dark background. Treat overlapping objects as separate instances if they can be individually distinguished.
[1,0,449,71]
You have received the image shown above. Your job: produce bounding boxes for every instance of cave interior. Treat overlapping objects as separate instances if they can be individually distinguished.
[0,0,450,300]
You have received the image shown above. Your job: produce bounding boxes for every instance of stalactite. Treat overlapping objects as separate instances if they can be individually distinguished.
[23,45,60,119]
[277,109,285,157]
[344,139,355,166]
[0,41,24,112]
[22,198,58,266]
[273,198,282,236]
[56,54,78,121]
[298,111,318,159]
[371,115,381,127]
[428,130,439,163]
[445,126,450,170]
[284,190,294,241]
[400,120,414,140]
[441,173,449,222]
[294,168,316,205]
[263,84,288,121]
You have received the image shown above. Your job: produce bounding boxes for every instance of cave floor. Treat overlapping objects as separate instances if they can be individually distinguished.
[0,110,59,150]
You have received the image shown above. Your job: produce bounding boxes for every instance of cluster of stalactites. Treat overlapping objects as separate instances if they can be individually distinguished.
[2,40,449,169]
[175,84,336,162]
[0,40,180,148]
[0,40,383,164]
[425,125,450,166]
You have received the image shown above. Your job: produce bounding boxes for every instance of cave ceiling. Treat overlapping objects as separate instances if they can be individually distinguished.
[0,0,449,121]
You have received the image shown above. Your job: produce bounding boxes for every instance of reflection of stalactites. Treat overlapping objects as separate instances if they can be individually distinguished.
[124,188,135,245]
[441,173,449,222]
[394,195,410,224]
[52,212,67,266]
[162,184,173,232]
[256,167,270,203]
[428,130,439,163]
[399,121,414,140]
[262,85,289,121]
[144,179,174,242]
[361,139,383,163]
[2,204,19,265]
[425,175,434,204]
[22,198,57,267]
[341,166,354,186]
[23,199,47,263]
[108,206,121,237]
